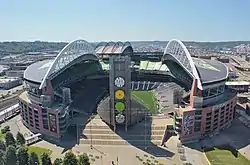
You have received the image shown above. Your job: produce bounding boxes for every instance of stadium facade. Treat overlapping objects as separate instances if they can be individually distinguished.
[19,39,237,143]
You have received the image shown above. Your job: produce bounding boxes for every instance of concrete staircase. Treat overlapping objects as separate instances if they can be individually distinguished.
[80,116,167,147]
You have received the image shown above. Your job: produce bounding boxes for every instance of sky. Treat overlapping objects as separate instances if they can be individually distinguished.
[0,0,250,42]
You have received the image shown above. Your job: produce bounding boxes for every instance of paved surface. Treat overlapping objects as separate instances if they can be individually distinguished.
[1,115,32,137]
[190,118,250,161]
[34,138,182,165]
[2,115,210,165]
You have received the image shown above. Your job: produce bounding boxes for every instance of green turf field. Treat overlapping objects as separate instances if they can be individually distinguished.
[131,91,158,114]
[205,147,250,165]
[26,146,52,163]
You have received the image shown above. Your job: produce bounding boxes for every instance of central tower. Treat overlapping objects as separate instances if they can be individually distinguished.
[109,56,131,132]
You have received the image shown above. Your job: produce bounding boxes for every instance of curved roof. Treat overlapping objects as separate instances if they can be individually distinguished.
[95,41,132,54]
[163,39,228,88]
[24,59,53,84]
[163,39,202,90]
[193,58,228,84]
[39,39,97,89]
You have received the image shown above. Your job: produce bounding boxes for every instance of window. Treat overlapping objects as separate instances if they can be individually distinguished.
[194,121,201,132]
[42,119,49,130]
[202,89,209,97]
[42,108,47,114]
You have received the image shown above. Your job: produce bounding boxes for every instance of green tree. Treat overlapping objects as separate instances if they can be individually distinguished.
[29,152,39,165]
[63,152,77,165]
[16,132,25,146]
[0,141,6,151]
[78,153,90,165]
[17,147,29,165]
[41,152,52,165]
[54,158,63,165]
[5,132,16,147]
[5,146,17,165]
[0,150,4,165]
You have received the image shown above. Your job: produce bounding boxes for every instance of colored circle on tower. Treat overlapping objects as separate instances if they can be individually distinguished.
[114,77,125,88]
[115,90,125,100]
[116,114,125,124]
[115,102,125,113]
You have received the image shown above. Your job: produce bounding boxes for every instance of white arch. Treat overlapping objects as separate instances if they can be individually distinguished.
[163,39,202,90]
[39,39,97,89]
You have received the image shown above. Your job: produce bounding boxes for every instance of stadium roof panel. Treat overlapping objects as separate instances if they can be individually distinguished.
[193,58,228,84]
[95,41,132,54]
[24,59,53,83]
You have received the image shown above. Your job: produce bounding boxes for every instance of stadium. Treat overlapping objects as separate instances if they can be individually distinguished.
[18,39,237,143]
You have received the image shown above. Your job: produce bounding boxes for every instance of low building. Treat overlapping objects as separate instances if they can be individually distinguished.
[5,70,24,78]
[0,77,22,89]
[226,81,250,93]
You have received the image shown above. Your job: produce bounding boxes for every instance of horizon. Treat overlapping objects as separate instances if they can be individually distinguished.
[1,0,250,42]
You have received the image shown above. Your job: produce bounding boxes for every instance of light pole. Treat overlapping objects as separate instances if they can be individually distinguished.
[90,113,93,149]
[76,124,79,144]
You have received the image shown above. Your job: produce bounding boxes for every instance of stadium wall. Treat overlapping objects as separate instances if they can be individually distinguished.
[178,93,237,143]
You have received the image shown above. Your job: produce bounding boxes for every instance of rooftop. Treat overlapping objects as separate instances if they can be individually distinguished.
[0,77,20,83]
[226,81,250,86]
[23,59,53,83]
[193,58,228,84]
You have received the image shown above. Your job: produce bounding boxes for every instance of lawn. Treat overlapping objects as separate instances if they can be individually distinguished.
[205,147,250,165]
[0,132,5,141]
[26,146,52,162]
[131,91,158,114]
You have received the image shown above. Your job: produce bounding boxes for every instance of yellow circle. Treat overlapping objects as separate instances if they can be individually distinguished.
[115,90,125,100]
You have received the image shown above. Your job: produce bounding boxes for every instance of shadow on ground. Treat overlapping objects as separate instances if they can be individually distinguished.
[115,117,175,158]
[184,119,250,152]
[41,114,91,154]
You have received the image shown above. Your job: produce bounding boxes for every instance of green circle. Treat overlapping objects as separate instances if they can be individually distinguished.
[115,102,125,113]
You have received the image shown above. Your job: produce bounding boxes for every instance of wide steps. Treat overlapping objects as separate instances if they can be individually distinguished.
[82,134,163,140]
[83,129,165,135]
[80,139,162,146]
[84,125,166,130]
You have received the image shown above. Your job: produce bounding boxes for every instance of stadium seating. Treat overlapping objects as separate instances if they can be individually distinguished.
[51,61,102,89]
[69,79,109,115]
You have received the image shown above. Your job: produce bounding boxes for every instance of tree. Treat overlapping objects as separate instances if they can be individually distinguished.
[63,152,77,165]
[0,150,4,165]
[17,147,29,165]
[16,132,25,146]
[41,152,52,165]
[78,153,90,165]
[1,125,10,134]
[54,158,63,165]
[29,152,39,165]
[5,132,16,147]
[5,146,17,165]
[0,141,6,151]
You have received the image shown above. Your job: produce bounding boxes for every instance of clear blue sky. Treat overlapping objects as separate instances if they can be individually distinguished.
[0,0,250,42]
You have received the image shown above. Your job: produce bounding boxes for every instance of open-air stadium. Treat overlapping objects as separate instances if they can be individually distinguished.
[18,39,237,145]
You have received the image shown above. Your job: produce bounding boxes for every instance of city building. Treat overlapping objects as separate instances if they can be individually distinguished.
[0,77,22,89]
[226,81,250,93]
[18,39,237,143]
